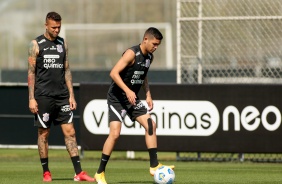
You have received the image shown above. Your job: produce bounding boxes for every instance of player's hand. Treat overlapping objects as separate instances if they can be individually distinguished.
[125,89,137,105]
[29,99,38,114]
[146,96,154,111]
[69,96,77,110]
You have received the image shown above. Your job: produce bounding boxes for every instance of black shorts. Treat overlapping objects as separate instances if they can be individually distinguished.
[108,98,148,122]
[34,96,73,128]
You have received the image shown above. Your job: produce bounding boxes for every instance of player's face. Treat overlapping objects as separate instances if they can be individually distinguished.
[146,37,162,54]
[45,19,61,39]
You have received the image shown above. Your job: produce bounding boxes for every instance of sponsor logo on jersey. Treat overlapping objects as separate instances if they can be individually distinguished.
[43,54,63,69]
[61,105,71,112]
[131,79,144,85]
[131,71,145,85]
[133,101,145,110]
[134,71,144,75]
[43,55,60,59]
[50,46,57,50]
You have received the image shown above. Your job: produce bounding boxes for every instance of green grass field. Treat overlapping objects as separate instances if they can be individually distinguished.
[1,149,282,184]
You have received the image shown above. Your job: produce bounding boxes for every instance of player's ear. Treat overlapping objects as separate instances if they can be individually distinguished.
[143,37,149,45]
[45,22,48,30]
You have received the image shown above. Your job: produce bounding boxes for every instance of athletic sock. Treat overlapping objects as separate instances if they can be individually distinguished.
[40,158,49,173]
[148,148,159,167]
[97,153,110,174]
[71,156,83,175]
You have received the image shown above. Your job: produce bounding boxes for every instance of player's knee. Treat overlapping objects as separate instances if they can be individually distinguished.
[112,133,120,140]
[110,130,120,140]
[38,127,50,137]
[68,129,76,137]
[62,124,76,136]
[147,118,155,136]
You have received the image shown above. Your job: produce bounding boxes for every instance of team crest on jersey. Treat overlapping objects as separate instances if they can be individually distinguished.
[42,113,50,122]
[145,59,151,68]
[56,45,63,53]
[121,109,127,119]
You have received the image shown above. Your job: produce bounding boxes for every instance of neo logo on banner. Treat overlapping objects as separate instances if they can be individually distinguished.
[83,100,281,136]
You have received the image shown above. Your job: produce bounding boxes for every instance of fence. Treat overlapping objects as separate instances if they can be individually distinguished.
[175,0,282,162]
[177,0,282,84]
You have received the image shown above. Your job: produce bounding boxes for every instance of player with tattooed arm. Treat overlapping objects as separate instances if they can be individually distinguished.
[28,11,94,182]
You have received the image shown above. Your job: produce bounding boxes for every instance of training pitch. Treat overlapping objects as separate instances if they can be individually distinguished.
[0,149,282,183]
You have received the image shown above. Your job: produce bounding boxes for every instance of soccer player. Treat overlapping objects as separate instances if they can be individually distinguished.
[94,27,175,184]
[28,12,94,182]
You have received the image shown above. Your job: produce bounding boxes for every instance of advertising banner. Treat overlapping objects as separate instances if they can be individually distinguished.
[80,83,282,153]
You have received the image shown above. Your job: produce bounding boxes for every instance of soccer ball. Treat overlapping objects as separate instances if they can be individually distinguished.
[154,166,175,184]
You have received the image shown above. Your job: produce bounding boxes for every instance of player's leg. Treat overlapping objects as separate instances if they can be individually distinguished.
[136,114,157,147]
[135,112,175,176]
[37,127,52,181]
[60,123,80,166]
[56,99,94,182]
[135,114,159,165]
[95,103,124,184]
[35,97,54,182]
[99,120,122,170]
[60,123,93,181]
[95,121,121,184]
[129,100,159,170]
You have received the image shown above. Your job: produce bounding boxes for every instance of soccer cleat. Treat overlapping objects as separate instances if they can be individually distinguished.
[74,171,95,182]
[94,172,107,184]
[43,171,52,182]
[150,163,175,176]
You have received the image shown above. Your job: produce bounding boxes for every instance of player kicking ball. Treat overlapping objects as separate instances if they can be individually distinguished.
[94,27,174,184]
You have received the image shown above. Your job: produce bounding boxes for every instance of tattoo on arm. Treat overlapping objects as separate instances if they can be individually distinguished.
[64,41,75,98]
[142,77,151,97]
[28,40,37,100]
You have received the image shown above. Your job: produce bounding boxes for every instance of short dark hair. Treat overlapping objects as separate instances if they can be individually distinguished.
[46,12,62,22]
[144,27,163,40]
